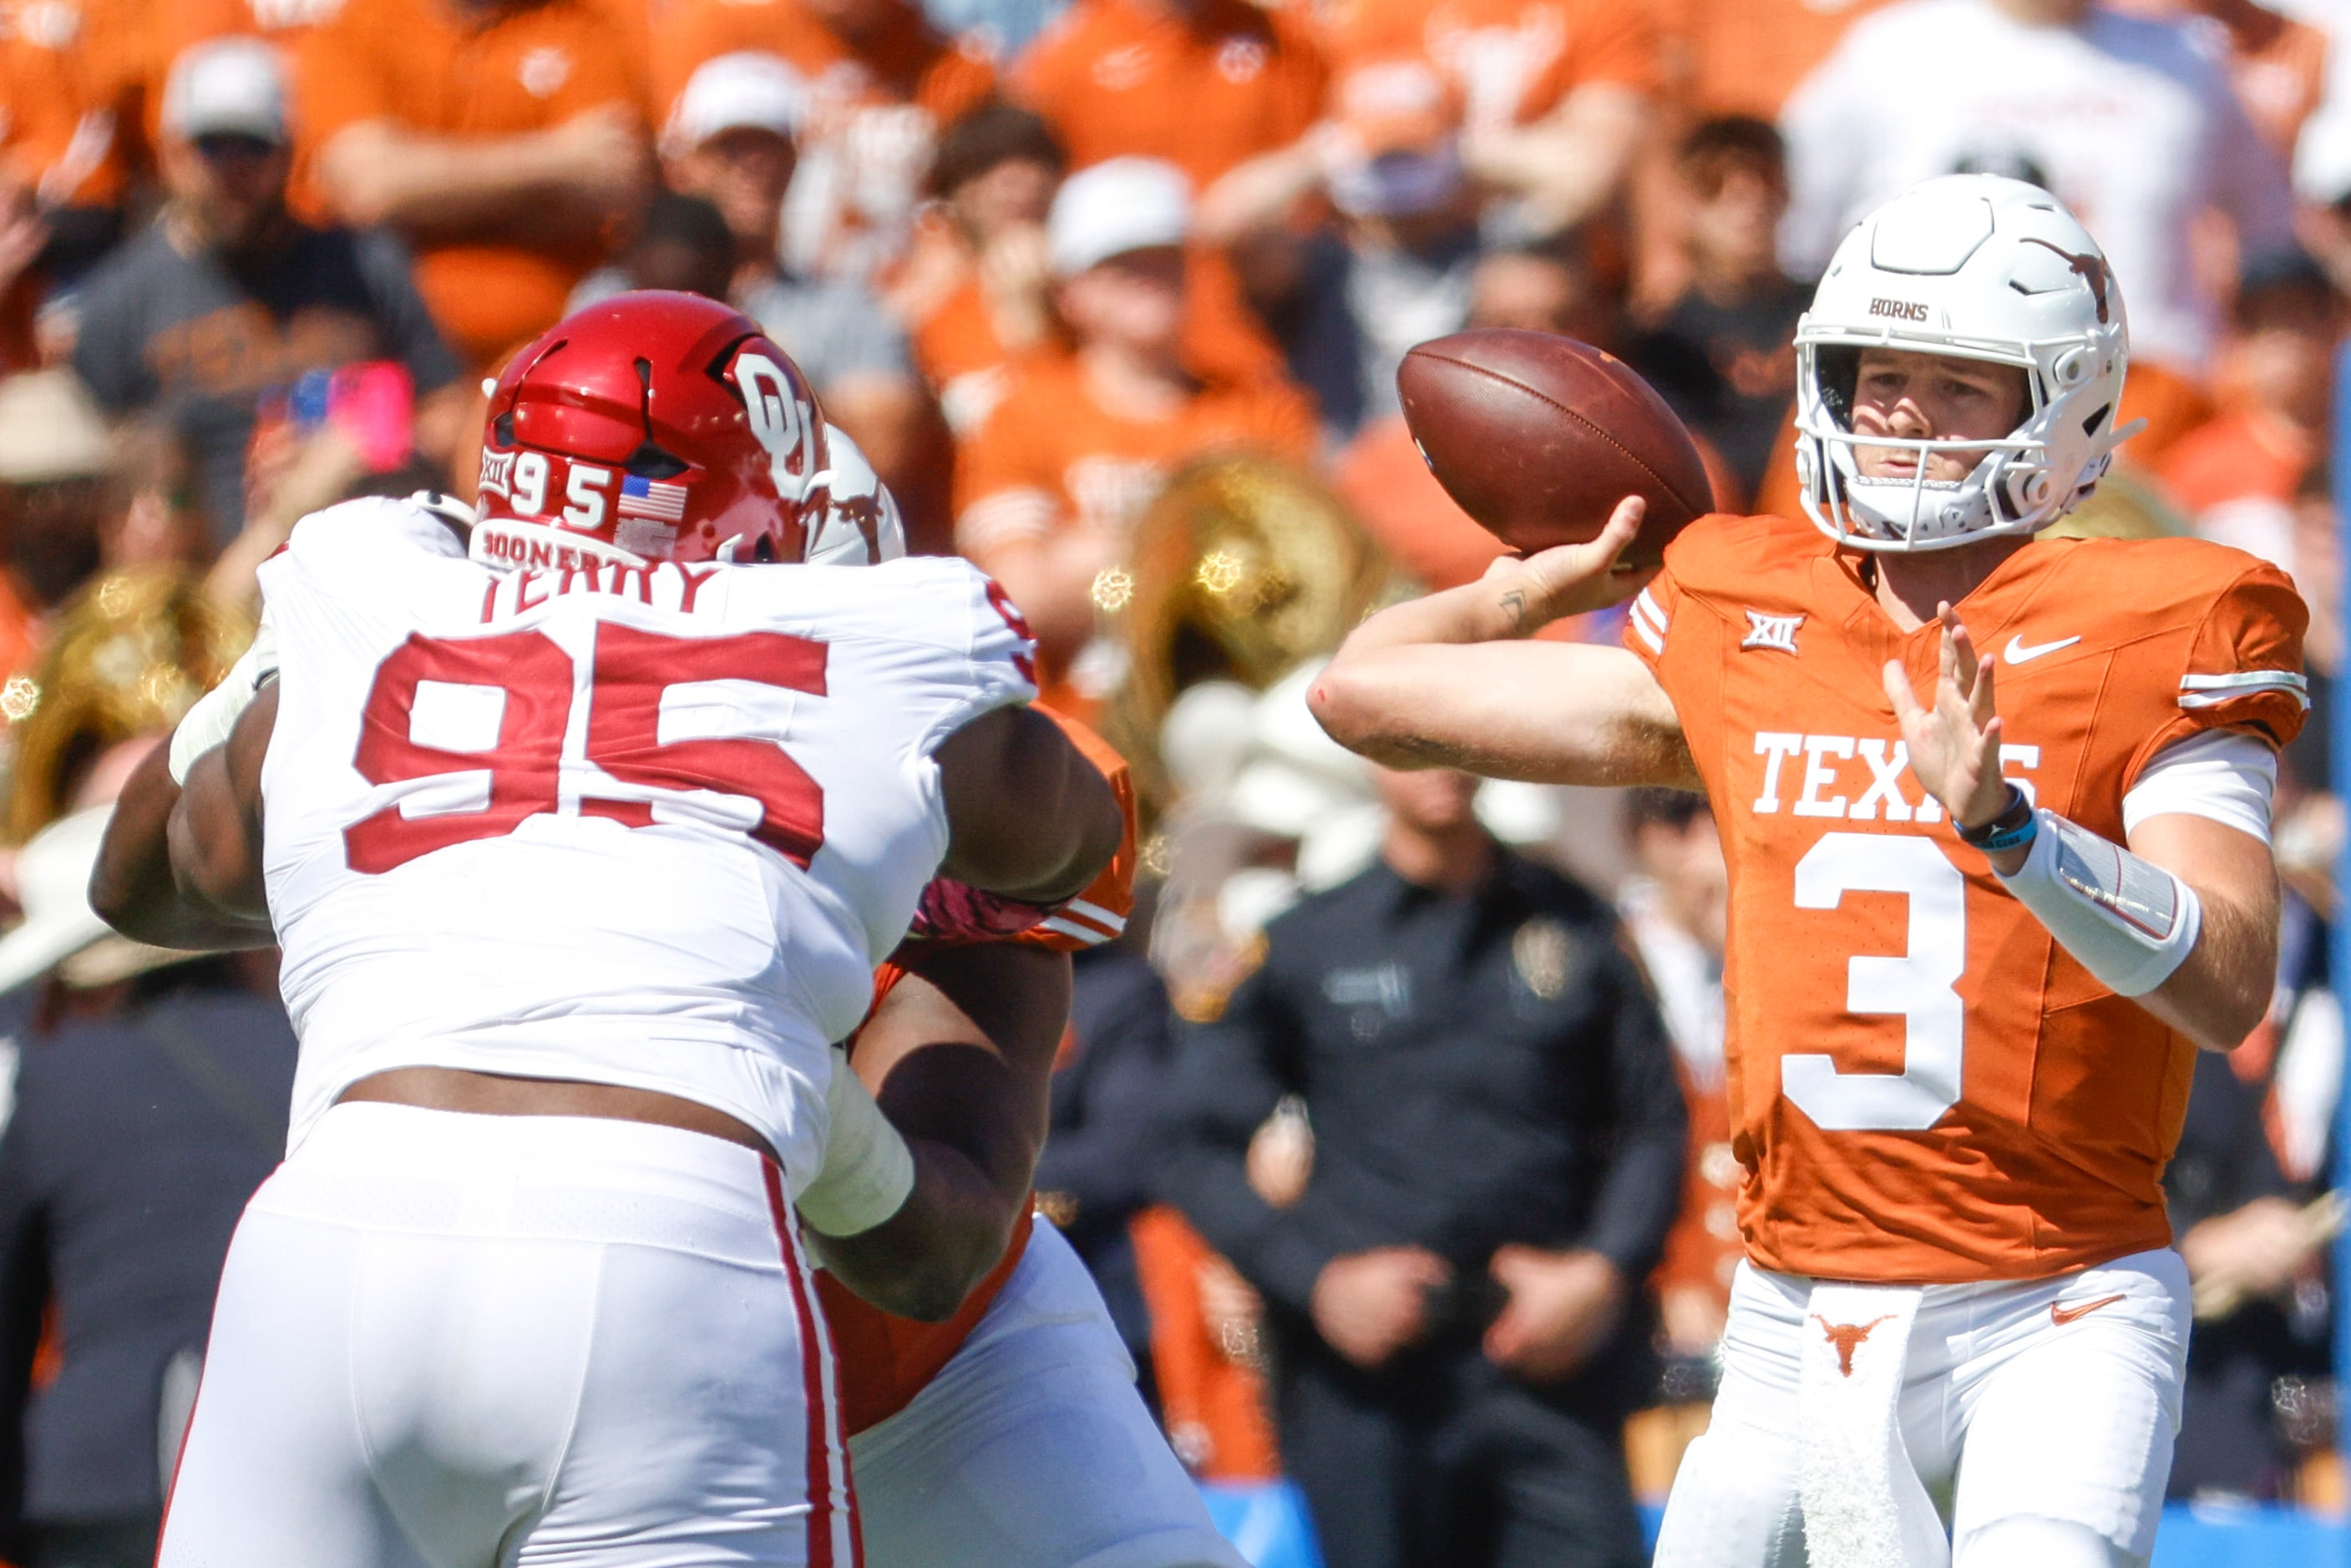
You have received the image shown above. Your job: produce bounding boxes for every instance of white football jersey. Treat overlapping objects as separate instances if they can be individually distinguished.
[258,497,1037,1187]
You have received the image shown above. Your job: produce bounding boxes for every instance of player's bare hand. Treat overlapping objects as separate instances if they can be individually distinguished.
[1883,603,2009,831]
[1488,495,1654,635]
[1483,1246,1624,1382]
[1311,1247,1449,1368]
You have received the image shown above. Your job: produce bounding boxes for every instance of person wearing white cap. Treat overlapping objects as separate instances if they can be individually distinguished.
[955,155,1316,704]
[595,52,937,544]
[70,40,469,549]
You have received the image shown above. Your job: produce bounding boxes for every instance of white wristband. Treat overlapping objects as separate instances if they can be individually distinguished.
[796,1045,916,1237]
[1997,810,2202,998]
[166,615,279,786]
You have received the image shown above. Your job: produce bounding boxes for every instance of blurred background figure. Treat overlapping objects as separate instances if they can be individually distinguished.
[892,103,1068,439]
[0,571,290,1568]
[655,0,996,286]
[1158,761,1685,1568]
[1625,117,1806,513]
[585,51,949,543]
[1780,0,2298,463]
[0,373,114,677]
[2159,247,2338,576]
[1010,0,1325,196]
[1308,0,1654,241]
[954,157,1315,714]
[298,0,654,371]
[1611,789,1735,1502]
[68,38,466,555]
[1036,935,1186,1406]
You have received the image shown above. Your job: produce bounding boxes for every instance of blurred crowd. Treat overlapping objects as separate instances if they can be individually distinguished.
[3,0,2351,1561]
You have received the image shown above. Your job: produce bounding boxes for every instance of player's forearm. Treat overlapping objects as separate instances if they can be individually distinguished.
[807,1138,1026,1321]
[2136,871,2276,1051]
[91,742,271,950]
[319,124,594,230]
[1313,639,1696,787]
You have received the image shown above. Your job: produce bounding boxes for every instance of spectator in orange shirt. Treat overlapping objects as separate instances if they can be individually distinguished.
[1314,0,1654,235]
[653,0,996,281]
[1010,0,1327,190]
[2158,249,2339,579]
[297,0,656,370]
[956,157,1315,708]
[1649,0,1888,122]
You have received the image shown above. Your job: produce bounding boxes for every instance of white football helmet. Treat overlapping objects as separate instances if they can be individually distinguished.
[1792,175,2136,552]
[802,424,907,566]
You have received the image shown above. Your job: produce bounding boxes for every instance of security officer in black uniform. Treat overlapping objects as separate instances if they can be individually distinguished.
[1158,765,1685,1568]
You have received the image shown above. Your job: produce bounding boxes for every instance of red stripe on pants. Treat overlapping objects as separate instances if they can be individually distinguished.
[766,1160,859,1567]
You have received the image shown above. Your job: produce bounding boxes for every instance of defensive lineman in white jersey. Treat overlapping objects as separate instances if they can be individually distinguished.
[95,293,1121,1567]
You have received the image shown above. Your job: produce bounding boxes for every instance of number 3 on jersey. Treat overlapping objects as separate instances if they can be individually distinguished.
[1780,832,1966,1132]
[346,627,828,875]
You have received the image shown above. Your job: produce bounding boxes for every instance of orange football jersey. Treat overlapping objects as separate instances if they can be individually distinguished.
[1627,513,2307,1284]
[817,709,1135,1434]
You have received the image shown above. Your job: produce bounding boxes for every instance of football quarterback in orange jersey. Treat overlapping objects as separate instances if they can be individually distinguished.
[1312,175,2308,1568]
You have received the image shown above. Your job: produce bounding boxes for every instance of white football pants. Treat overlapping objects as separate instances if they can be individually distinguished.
[157,1101,858,1568]
[849,1222,1246,1568]
[1654,1250,2190,1568]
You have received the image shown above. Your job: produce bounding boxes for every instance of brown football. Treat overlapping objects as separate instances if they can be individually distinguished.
[1396,330,1714,569]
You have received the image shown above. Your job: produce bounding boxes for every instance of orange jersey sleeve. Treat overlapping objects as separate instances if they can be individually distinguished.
[1636,517,2303,1284]
[2125,554,2309,781]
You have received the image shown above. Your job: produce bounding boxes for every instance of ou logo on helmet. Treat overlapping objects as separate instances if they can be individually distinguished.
[735,352,823,507]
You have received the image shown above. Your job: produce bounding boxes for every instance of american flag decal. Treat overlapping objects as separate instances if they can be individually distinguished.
[618,473,688,522]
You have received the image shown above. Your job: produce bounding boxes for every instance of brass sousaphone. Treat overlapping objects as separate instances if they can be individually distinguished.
[1097,453,1391,817]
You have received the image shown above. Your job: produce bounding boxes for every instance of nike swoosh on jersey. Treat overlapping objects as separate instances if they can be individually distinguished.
[2049,1292,2127,1326]
[2004,634,2083,665]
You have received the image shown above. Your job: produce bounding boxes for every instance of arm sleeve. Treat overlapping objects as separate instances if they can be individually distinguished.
[1573,939,1689,1278]
[352,230,463,396]
[2126,559,2309,789]
[1153,964,1340,1313]
[2121,729,2278,843]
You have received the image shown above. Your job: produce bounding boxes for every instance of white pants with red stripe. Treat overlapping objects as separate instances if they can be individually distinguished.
[1654,1250,2191,1568]
[156,1101,857,1568]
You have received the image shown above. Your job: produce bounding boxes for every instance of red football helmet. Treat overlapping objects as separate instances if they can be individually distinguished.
[470,291,831,571]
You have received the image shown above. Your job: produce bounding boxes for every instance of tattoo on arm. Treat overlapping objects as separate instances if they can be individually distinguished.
[1498,589,1527,632]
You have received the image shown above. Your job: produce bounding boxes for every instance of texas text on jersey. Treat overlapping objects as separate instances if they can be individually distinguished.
[1625,512,2307,1283]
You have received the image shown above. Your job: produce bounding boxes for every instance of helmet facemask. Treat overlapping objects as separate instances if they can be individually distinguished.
[1789,175,2138,554]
